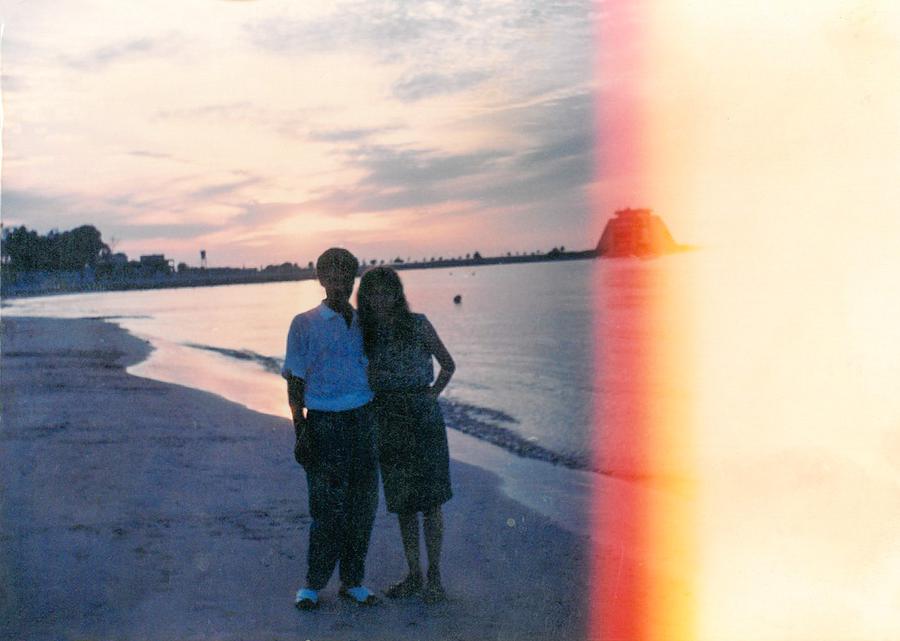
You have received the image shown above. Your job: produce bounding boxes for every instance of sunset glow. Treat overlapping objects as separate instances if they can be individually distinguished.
[1,1,595,266]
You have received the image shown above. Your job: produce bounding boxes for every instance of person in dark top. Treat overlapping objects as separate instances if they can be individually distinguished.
[357,266,456,603]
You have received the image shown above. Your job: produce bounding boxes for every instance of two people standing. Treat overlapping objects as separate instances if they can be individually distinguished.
[283,248,455,609]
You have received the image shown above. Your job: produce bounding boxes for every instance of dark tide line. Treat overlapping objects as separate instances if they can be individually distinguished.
[183,342,284,375]
[183,342,594,472]
[438,400,594,471]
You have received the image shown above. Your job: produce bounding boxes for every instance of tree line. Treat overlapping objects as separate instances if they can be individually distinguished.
[1,224,110,273]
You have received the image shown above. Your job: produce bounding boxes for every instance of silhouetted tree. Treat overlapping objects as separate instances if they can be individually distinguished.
[69,225,108,269]
[1,226,43,271]
[1,224,108,273]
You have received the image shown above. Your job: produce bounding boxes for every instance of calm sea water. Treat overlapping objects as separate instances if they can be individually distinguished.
[2,259,669,465]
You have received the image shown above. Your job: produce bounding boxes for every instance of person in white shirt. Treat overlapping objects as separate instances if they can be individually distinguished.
[283,248,380,609]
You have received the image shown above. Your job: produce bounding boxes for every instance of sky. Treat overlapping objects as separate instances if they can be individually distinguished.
[0,0,597,268]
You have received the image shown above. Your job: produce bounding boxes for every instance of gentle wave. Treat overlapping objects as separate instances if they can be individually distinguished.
[182,341,592,471]
[438,399,593,471]
[183,342,285,375]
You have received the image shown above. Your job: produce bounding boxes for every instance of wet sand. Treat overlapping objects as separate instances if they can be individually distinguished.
[0,316,592,640]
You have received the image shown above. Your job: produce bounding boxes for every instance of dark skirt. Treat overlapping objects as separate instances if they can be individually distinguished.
[373,390,452,514]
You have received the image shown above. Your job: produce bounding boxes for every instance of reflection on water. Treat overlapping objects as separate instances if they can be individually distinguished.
[3,261,605,461]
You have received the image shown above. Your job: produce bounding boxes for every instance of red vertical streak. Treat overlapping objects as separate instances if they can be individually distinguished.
[591,2,652,640]
[593,263,655,641]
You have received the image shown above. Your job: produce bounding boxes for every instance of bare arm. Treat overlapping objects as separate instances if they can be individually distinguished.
[422,319,455,398]
[286,375,307,436]
[283,315,309,432]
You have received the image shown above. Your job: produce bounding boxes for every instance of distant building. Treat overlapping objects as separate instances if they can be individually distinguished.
[597,208,679,257]
[139,254,174,274]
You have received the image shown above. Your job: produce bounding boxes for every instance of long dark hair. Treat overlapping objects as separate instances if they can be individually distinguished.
[357,266,416,357]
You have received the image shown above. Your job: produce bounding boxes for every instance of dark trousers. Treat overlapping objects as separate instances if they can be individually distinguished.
[305,404,379,589]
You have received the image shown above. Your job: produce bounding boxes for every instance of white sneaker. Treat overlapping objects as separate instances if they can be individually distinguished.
[295,587,318,610]
[339,585,380,606]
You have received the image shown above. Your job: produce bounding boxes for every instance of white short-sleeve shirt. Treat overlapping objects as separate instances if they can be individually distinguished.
[283,302,374,411]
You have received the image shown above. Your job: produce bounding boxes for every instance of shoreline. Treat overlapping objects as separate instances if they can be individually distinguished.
[174,340,597,472]
[125,321,600,535]
[1,315,593,640]
[1,252,599,300]
[113,318,600,535]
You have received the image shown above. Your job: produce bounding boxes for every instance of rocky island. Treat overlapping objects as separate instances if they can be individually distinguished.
[597,208,684,258]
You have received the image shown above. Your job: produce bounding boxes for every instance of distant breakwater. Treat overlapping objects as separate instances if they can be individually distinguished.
[1,270,316,299]
[0,250,598,299]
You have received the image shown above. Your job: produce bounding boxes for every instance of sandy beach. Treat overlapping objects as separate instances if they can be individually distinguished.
[1,316,592,640]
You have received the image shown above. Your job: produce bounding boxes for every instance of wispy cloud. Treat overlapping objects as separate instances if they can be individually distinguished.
[308,127,398,143]
[245,4,457,61]
[354,145,507,188]
[324,91,593,212]
[61,35,183,71]
[296,135,585,219]
[1,189,72,229]
[518,133,593,167]
[126,150,176,160]
[392,70,489,102]
[155,101,258,122]
[245,0,591,68]
[187,175,263,201]
[113,222,223,241]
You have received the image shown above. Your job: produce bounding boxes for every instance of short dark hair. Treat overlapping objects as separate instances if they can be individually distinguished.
[316,247,359,277]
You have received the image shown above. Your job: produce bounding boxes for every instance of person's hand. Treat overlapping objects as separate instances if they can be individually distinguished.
[426,386,440,400]
[294,416,313,467]
[294,437,311,466]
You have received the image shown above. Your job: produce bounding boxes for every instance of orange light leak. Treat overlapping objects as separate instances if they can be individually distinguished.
[592,2,900,640]
[591,3,651,638]
[592,257,695,641]
[591,3,696,640]
[592,260,656,641]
